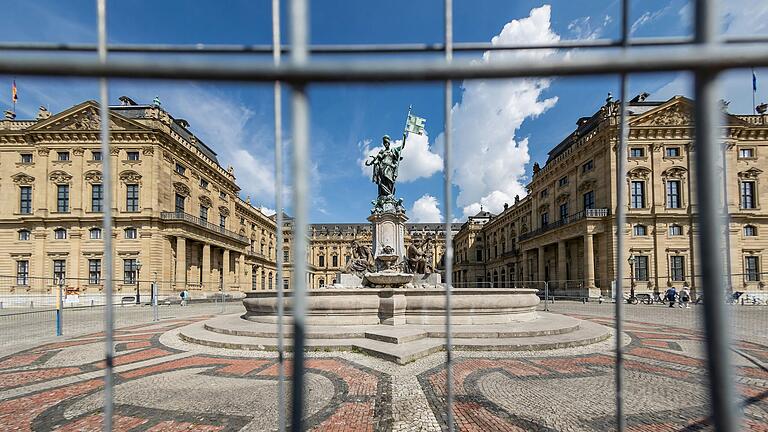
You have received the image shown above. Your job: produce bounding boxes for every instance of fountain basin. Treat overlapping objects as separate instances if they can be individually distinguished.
[243,287,540,326]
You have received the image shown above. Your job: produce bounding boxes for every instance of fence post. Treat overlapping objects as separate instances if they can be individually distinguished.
[56,278,63,336]
[544,281,549,311]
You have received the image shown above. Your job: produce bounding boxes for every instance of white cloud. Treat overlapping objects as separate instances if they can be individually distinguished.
[358,132,443,183]
[410,194,443,223]
[436,5,559,219]
[567,16,608,40]
[259,206,277,217]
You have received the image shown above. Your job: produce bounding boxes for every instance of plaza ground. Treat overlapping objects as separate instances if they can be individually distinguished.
[1,301,766,431]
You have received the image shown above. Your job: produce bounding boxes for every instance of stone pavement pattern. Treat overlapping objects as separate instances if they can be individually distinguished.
[0,311,767,431]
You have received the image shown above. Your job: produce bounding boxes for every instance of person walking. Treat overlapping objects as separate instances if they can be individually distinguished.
[679,286,691,309]
[665,286,677,308]
[180,289,189,306]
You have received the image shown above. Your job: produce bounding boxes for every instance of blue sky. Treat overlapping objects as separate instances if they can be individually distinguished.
[2,0,768,223]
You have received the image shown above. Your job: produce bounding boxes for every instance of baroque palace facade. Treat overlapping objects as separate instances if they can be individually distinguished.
[453,95,768,298]
[0,99,277,295]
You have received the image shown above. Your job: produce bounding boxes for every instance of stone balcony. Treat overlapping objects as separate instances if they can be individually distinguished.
[161,211,249,244]
[518,208,610,242]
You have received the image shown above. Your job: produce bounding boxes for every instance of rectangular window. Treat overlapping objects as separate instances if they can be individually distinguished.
[283,278,289,290]
[666,180,681,208]
[559,203,568,222]
[125,228,137,239]
[741,181,756,209]
[20,153,33,163]
[92,150,102,161]
[219,191,227,200]
[88,259,101,284]
[669,225,683,236]
[200,205,208,222]
[126,151,140,161]
[90,228,102,239]
[124,259,137,284]
[57,151,70,161]
[332,255,338,267]
[57,185,69,212]
[744,225,757,236]
[630,148,644,158]
[739,148,755,159]
[670,256,685,281]
[91,184,103,212]
[634,255,649,281]
[476,248,483,262]
[665,147,681,157]
[634,225,647,236]
[540,212,549,227]
[583,191,595,210]
[582,160,594,172]
[746,256,760,281]
[126,184,139,212]
[16,260,29,286]
[53,259,66,284]
[19,230,31,240]
[200,178,209,189]
[175,193,185,213]
[20,186,32,214]
[319,255,325,267]
[540,189,548,198]
[283,249,290,261]
[558,176,568,187]
[630,181,645,209]
[220,215,226,228]
[175,163,186,175]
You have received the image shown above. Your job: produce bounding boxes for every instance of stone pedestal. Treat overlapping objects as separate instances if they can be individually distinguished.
[368,211,408,266]
[378,290,407,325]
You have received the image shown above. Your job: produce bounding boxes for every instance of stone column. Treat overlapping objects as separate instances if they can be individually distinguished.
[558,240,567,290]
[176,237,186,290]
[584,233,597,295]
[222,249,230,290]
[522,249,529,282]
[238,253,245,291]
[202,243,211,291]
[537,245,545,284]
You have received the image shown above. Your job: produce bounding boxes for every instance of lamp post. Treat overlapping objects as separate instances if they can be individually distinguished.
[135,259,142,305]
[627,254,636,301]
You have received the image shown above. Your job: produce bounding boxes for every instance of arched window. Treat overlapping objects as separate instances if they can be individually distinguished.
[319,278,325,288]
[268,272,273,290]
[124,227,137,239]
[633,224,647,236]
[18,229,31,241]
[669,224,683,236]
[54,228,67,240]
[744,225,758,237]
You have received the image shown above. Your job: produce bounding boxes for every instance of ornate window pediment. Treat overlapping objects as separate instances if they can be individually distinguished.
[218,206,230,217]
[627,167,651,180]
[661,166,687,179]
[173,182,190,197]
[199,195,213,207]
[49,170,72,184]
[556,192,570,204]
[119,170,142,184]
[12,172,35,185]
[738,168,763,179]
[84,170,102,184]
[577,179,597,192]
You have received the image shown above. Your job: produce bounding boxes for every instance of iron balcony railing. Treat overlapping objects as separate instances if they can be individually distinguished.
[518,208,610,242]
[160,211,249,244]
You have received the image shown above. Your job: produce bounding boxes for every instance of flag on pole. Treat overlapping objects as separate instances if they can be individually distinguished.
[405,113,426,135]
[12,80,18,103]
[753,69,758,93]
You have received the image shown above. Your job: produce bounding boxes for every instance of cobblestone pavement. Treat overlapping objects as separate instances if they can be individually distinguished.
[0,308,766,431]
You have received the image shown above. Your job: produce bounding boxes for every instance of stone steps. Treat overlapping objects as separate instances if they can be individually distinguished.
[176,313,612,365]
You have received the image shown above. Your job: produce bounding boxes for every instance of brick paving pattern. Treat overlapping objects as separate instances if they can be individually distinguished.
[0,308,766,431]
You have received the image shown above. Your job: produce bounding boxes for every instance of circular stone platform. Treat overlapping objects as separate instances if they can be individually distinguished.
[178,312,611,364]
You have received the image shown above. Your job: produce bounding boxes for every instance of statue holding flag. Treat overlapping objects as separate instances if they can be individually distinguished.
[365,106,426,213]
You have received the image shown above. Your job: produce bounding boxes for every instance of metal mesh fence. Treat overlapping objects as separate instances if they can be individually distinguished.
[2,0,768,431]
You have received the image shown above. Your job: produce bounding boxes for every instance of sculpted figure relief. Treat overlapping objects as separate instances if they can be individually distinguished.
[407,236,434,275]
[345,240,374,277]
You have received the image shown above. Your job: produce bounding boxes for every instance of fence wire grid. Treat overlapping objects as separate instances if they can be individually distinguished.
[2,0,767,431]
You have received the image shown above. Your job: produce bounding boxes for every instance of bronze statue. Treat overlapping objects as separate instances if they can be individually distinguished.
[346,239,374,277]
[365,135,405,199]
